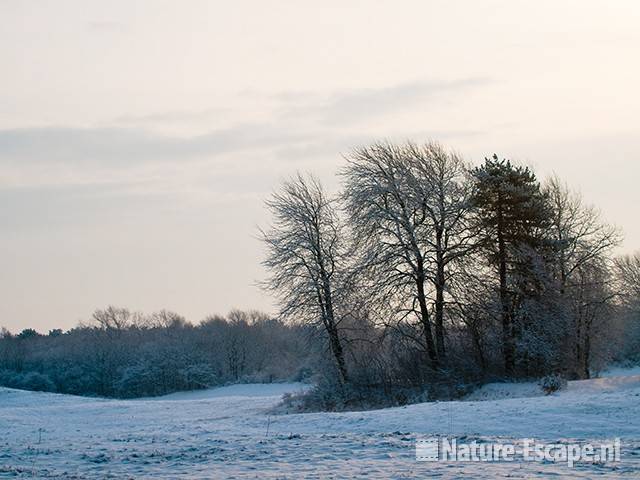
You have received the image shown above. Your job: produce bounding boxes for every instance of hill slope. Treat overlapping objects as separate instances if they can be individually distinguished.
[1,372,639,478]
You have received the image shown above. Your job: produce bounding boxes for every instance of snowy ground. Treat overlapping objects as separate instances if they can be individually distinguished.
[1,370,640,479]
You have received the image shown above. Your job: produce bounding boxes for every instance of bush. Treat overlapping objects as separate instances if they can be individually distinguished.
[20,372,57,392]
[276,375,427,413]
[539,373,567,395]
[0,370,57,392]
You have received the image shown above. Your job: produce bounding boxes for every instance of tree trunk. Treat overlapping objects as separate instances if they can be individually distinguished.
[575,317,583,379]
[416,266,439,369]
[497,213,515,376]
[435,255,446,362]
[327,322,349,385]
[470,324,487,373]
[583,319,592,380]
[434,228,446,361]
[322,278,349,385]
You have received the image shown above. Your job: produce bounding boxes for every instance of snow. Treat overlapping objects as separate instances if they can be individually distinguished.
[463,371,640,401]
[463,381,544,401]
[143,382,310,401]
[600,365,640,378]
[1,373,640,478]
[568,374,640,394]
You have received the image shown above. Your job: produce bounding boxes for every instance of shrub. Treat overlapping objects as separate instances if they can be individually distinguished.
[276,375,428,413]
[539,373,567,395]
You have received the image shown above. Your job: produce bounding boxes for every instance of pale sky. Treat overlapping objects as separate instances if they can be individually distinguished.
[1,0,639,332]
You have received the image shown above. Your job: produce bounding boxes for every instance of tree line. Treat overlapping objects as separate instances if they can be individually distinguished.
[0,308,316,397]
[262,141,639,409]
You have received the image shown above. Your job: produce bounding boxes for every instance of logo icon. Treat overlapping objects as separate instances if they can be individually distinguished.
[416,438,439,462]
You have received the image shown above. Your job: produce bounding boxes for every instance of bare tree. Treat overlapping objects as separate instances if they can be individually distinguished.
[225,319,249,381]
[342,142,476,369]
[261,174,350,385]
[614,252,640,360]
[92,306,133,331]
[342,143,437,368]
[404,143,478,360]
[146,310,187,329]
[615,252,640,301]
[544,176,621,293]
[544,177,621,377]
[568,259,617,378]
[447,255,498,375]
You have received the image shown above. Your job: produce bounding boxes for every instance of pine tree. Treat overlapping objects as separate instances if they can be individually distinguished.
[472,155,552,375]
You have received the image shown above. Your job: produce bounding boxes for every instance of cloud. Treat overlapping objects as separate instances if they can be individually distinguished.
[0,183,149,230]
[276,77,492,126]
[0,77,491,199]
[274,128,484,165]
[104,77,492,133]
[113,108,231,127]
[87,21,126,32]
[0,124,311,167]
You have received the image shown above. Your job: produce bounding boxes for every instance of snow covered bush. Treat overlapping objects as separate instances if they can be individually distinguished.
[539,374,567,395]
[18,372,57,392]
[0,370,56,392]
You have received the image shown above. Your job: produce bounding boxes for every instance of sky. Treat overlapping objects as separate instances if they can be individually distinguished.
[1,0,639,332]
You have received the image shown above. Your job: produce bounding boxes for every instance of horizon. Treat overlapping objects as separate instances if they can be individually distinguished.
[2,0,640,332]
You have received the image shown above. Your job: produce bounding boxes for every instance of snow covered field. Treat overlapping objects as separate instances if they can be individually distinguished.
[1,370,640,479]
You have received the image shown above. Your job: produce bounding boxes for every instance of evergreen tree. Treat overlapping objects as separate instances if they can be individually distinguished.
[472,155,552,375]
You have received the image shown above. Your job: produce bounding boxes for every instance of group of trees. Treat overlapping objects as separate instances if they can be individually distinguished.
[2,140,638,408]
[262,141,639,408]
[0,308,316,397]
